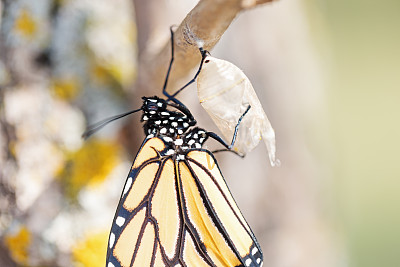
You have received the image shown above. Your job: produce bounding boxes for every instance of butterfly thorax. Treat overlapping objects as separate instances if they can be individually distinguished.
[141,96,209,158]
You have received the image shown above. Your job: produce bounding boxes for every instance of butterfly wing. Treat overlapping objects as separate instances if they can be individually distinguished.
[182,150,263,267]
[106,137,170,266]
[106,137,263,267]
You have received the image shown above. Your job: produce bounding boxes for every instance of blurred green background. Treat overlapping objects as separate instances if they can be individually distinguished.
[324,0,400,266]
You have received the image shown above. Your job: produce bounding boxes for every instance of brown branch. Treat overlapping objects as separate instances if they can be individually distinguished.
[132,0,276,99]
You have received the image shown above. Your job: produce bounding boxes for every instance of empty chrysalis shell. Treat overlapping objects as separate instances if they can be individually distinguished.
[197,55,278,166]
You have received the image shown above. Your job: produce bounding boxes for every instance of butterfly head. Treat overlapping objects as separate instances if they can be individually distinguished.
[141,96,194,138]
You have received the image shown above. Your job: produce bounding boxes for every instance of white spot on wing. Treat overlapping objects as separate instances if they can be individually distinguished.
[245,258,252,266]
[195,143,201,148]
[123,177,133,196]
[177,154,185,160]
[252,247,258,255]
[109,233,115,248]
[188,140,195,145]
[256,258,261,264]
[108,263,115,267]
[116,216,125,227]
[183,122,189,128]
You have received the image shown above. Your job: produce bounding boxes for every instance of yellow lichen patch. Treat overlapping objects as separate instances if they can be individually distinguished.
[14,8,37,39]
[58,138,121,200]
[51,78,80,100]
[4,226,31,265]
[72,230,108,267]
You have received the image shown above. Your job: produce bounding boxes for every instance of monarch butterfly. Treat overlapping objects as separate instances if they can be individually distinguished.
[85,28,264,267]
[196,55,278,166]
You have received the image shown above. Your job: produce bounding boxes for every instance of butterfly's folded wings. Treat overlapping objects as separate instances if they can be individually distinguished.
[106,137,263,267]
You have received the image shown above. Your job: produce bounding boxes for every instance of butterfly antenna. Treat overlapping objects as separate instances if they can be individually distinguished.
[82,108,142,139]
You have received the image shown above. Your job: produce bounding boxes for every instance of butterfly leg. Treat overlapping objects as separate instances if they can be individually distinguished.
[207,105,251,157]
[162,27,208,104]
[168,47,208,100]
[162,26,180,103]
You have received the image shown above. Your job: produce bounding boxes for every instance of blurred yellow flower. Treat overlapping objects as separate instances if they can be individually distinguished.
[51,78,80,100]
[14,8,37,39]
[109,62,136,88]
[91,63,109,85]
[72,230,108,267]
[58,138,121,200]
[4,226,31,265]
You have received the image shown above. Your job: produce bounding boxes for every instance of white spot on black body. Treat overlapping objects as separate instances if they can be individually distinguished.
[165,149,175,155]
[174,139,183,146]
[163,136,173,143]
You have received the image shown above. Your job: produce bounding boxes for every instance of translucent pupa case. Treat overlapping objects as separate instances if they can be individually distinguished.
[197,56,278,166]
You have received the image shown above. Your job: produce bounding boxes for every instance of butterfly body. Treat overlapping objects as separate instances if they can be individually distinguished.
[140,96,209,157]
[106,96,263,267]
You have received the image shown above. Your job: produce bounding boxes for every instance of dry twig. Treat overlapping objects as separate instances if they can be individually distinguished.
[132,0,276,98]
